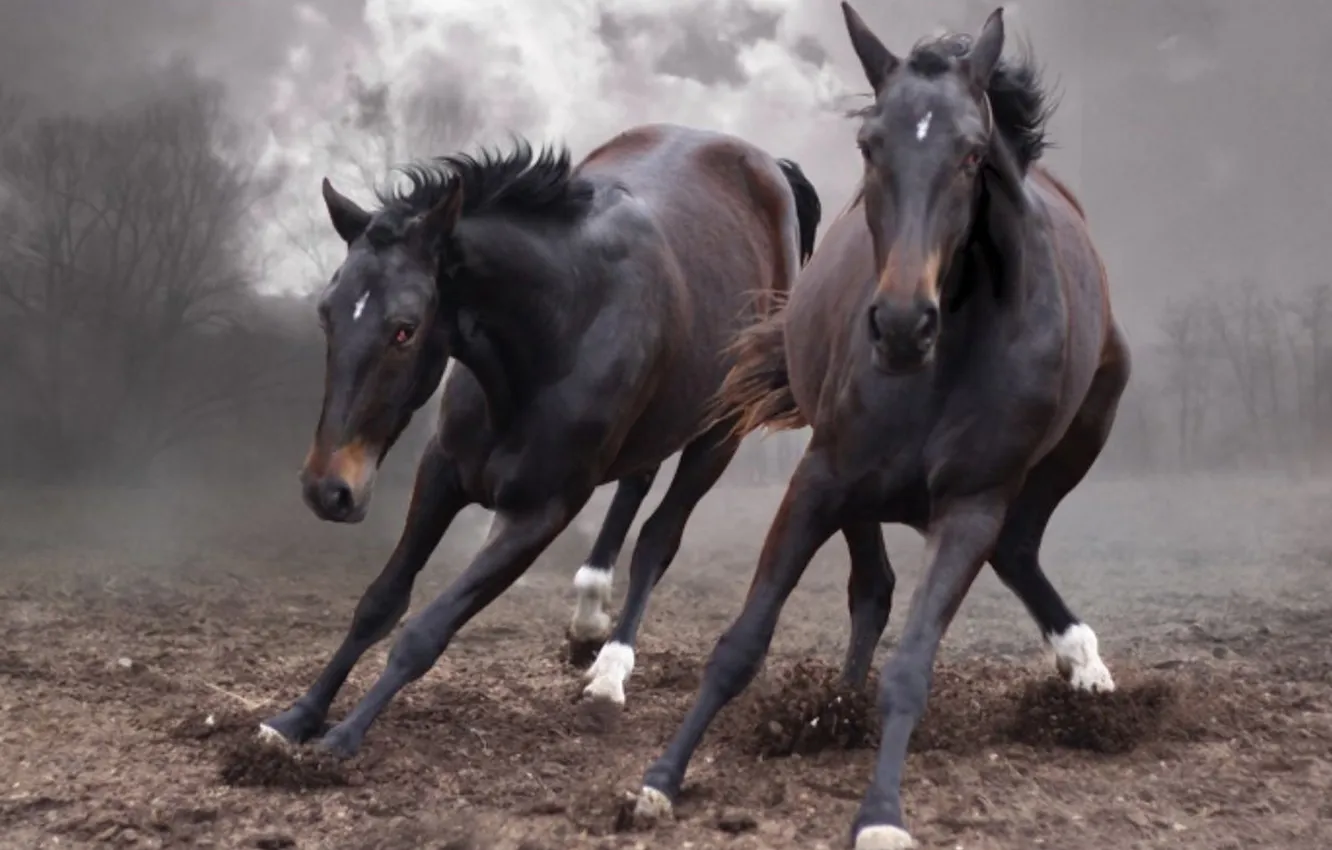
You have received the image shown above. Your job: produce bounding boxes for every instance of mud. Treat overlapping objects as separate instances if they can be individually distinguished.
[2,474,1331,849]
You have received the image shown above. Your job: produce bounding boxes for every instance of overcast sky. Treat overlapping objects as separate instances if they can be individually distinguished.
[3,1,1327,346]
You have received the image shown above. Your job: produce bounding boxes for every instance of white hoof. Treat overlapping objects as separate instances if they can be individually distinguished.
[256,723,292,748]
[854,824,917,850]
[583,641,634,691]
[634,786,674,822]
[583,675,626,705]
[571,566,614,641]
[570,610,612,643]
[1050,623,1116,693]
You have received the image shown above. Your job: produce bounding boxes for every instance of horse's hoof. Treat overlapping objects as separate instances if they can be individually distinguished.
[582,676,626,706]
[634,786,674,824]
[854,825,916,850]
[255,723,295,749]
[313,728,358,761]
[582,641,634,705]
[259,704,324,745]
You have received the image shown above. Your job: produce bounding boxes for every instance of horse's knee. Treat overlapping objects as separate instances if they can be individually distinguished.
[877,656,931,718]
[385,619,441,683]
[703,626,768,699]
[349,585,410,644]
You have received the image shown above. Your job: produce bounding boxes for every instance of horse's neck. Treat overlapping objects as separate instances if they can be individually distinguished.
[448,222,584,428]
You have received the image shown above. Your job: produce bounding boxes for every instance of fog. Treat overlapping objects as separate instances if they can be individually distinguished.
[2,0,1330,566]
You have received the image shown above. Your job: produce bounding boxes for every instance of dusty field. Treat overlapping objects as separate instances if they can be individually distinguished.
[2,471,1331,849]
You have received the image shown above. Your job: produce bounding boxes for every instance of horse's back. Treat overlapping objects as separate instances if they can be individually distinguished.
[573,124,804,475]
[578,124,800,308]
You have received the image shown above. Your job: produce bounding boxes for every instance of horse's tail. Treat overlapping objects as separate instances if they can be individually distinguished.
[705,302,807,438]
[776,158,822,265]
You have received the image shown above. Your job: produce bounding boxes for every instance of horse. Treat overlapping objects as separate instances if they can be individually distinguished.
[632,7,1130,849]
[255,122,823,757]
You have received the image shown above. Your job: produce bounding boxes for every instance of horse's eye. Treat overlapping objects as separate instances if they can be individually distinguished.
[393,324,416,346]
[858,139,872,161]
[962,150,983,171]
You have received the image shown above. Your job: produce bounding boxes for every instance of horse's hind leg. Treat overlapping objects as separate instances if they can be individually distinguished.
[568,468,659,656]
[841,521,896,688]
[259,440,466,745]
[989,345,1130,693]
[583,422,740,706]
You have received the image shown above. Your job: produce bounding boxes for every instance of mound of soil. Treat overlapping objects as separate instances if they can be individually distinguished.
[737,659,1187,759]
[1006,676,1177,754]
[743,659,879,757]
[217,737,352,790]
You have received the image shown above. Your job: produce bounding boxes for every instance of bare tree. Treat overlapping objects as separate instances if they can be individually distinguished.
[1159,295,1213,467]
[0,65,283,478]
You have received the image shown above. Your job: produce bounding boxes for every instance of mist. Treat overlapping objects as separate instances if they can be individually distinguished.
[0,0,1326,570]
[3,2,1331,848]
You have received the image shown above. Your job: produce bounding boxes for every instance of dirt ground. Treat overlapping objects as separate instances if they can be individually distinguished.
[2,471,1331,849]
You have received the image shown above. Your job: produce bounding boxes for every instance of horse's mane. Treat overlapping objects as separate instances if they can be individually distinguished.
[849,31,1056,174]
[368,138,594,242]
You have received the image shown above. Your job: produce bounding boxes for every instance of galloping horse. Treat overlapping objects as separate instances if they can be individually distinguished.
[633,7,1129,848]
[256,123,823,756]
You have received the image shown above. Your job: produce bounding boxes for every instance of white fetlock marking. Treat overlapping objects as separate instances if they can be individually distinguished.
[570,565,614,641]
[1049,623,1116,693]
[583,640,634,705]
[854,825,917,850]
[256,723,291,747]
[634,786,674,822]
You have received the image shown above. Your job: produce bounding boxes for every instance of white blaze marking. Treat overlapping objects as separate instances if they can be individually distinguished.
[915,111,933,142]
[583,641,635,705]
[351,291,369,321]
[570,565,614,642]
[1048,623,1116,693]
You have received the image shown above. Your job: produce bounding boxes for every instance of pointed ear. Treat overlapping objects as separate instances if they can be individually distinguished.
[322,177,371,244]
[965,8,1005,89]
[841,2,898,94]
[408,181,464,254]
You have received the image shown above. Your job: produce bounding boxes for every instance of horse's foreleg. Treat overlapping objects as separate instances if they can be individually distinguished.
[314,495,586,759]
[990,353,1128,694]
[569,467,659,651]
[852,492,1007,850]
[583,425,738,707]
[840,521,896,689]
[634,451,843,820]
[258,441,464,746]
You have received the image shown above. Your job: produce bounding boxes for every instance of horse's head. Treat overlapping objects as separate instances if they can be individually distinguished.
[841,3,1004,374]
[301,177,462,523]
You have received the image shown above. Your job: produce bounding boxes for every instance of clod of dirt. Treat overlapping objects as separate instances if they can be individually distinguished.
[1006,677,1177,754]
[744,659,878,757]
[716,809,758,834]
[216,737,350,789]
[252,834,296,849]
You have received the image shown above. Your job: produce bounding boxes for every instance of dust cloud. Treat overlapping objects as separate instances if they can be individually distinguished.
[1,3,1330,848]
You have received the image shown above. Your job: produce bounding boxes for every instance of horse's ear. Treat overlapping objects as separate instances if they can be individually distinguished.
[964,8,1005,88]
[841,2,898,94]
[408,181,464,254]
[322,177,371,244]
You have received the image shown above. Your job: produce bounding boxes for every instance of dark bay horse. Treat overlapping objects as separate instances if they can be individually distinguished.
[633,7,1130,848]
[256,123,822,756]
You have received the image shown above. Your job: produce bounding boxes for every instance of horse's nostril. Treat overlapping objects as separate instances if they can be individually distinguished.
[320,480,354,518]
[914,305,939,347]
[867,304,884,342]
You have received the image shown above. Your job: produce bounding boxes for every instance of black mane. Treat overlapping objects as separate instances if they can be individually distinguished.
[906,33,1055,170]
[369,139,593,241]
